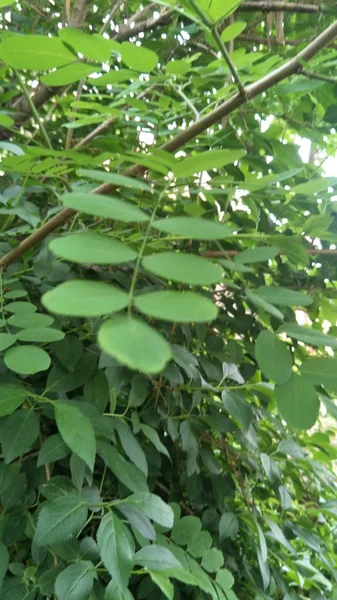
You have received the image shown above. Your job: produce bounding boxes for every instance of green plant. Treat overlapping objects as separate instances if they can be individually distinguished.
[1,1,337,599]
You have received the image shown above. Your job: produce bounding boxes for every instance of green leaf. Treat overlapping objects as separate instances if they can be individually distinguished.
[61,192,149,222]
[5,301,36,313]
[166,59,190,75]
[40,63,94,86]
[219,258,253,273]
[38,434,70,467]
[49,233,137,265]
[0,541,9,592]
[198,0,243,21]
[51,334,82,372]
[55,561,94,600]
[115,420,148,476]
[235,247,279,263]
[221,391,253,429]
[55,403,96,471]
[135,291,218,323]
[4,345,51,374]
[0,384,26,417]
[0,333,17,351]
[8,312,54,328]
[173,150,245,178]
[34,493,88,546]
[275,373,319,429]
[153,216,233,239]
[118,502,156,540]
[16,328,64,342]
[255,331,292,385]
[201,548,224,573]
[149,571,174,600]
[105,581,135,600]
[172,516,202,545]
[278,323,337,349]
[300,357,337,392]
[98,316,172,374]
[0,0,16,7]
[135,545,181,570]
[255,286,313,307]
[0,34,74,70]
[221,21,247,41]
[216,569,235,590]
[245,290,284,321]
[139,423,171,458]
[187,531,212,558]
[219,513,239,539]
[83,370,109,414]
[126,493,174,528]
[1,409,39,463]
[142,252,223,285]
[59,28,112,61]
[79,169,152,192]
[99,442,148,493]
[121,41,158,72]
[42,280,128,317]
[97,512,134,589]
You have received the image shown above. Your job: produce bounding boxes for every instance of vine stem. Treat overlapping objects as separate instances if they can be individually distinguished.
[14,70,53,150]
[188,0,246,97]
[127,192,164,315]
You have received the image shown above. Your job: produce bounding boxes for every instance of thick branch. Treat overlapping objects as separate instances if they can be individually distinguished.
[1,20,337,270]
[240,2,324,12]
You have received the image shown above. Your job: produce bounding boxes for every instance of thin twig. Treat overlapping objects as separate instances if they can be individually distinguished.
[100,0,125,35]
[15,71,53,150]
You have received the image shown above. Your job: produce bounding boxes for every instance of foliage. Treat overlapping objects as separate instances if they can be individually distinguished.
[0,1,337,599]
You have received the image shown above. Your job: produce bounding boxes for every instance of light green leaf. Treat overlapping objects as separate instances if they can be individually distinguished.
[201,548,224,573]
[256,286,313,307]
[0,333,17,351]
[79,169,152,192]
[255,331,292,385]
[219,513,239,539]
[0,0,16,7]
[98,316,172,374]
[197,0,243,22]
[59,28,112,61]
[0,384,26,417]
[135,291,218,323]
[166,59,190,75]
[172,516,202,545]
[1,409,39,463]
[292,178,334,195]
[55,403,96,471]
[235,247,279,264]
[97,512,134,589]
[275,373,319,429]
[34,493,88,546]
[142,252,223,285]
[41,63,94,86]
[221,21,247,42]
[42,280,128,317]
[300,357,337,392]
[55,561,94,600]
[216,569,235,590]
[121,41,158,72]
[99,442,148,493]
[135,545,181,570]
[126,493,174,528]
[61,192,149,222]
[38,434,70,467]
[149,571,174,600]
[245,290,284,321]
[173,150,245,178]
[278,323,337,349]
[5,301,36,313]
[17,328,64,342]
[49,233,137,265]
[0,34,74,70]
[187,531,212,558]
[153,217,233,239]
[4,345,51,374]
[8,313,54,328]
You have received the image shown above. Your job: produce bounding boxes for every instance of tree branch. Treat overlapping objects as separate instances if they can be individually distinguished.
[203,248,337,257]
[240,2,325,13]
[1,20,337,270]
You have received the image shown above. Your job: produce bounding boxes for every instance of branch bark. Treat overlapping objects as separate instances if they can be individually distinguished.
[240,2,324,13]
[1,20,337,270]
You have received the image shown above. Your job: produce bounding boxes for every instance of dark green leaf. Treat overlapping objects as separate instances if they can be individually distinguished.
[97,512,134,589]
[34,494,88,546]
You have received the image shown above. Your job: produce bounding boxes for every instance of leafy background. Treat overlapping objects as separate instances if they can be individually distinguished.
[0,0,337,599]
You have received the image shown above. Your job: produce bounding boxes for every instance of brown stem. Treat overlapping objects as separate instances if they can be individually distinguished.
[202,248,337,258]
[240,1,324,13]
[1,21,337,270]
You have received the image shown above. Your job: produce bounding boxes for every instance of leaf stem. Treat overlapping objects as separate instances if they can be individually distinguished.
[15,70,53,150]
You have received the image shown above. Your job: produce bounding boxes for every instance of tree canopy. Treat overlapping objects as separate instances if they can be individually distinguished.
[1,1,337,599]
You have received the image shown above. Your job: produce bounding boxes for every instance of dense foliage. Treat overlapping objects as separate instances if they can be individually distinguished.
[1,1,337,599]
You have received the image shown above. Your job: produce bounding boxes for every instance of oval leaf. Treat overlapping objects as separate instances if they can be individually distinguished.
[98,316,172,374]
[79,169,152,192]
[0,34,74,70]
[97,512,134,589]
[4,345,51,375]
[61,192,149,222]
[173,150,245,178]
[235,247,279,264]
[275,373,319,429]
[142,252,223,285]
[135,291,218,323]
[121,41,158,72]
[0,384,27,417]
[34,494,89,546]
[17,328,65,343]
[256,286,313,307]
[55,403,96,471]
[300,357,337,392]
[279,323,337,349]
[153,217,233,240]
[42,280,128,317]
[255,331,292,385]
[49,233,137,265]
[55,561,94,600]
